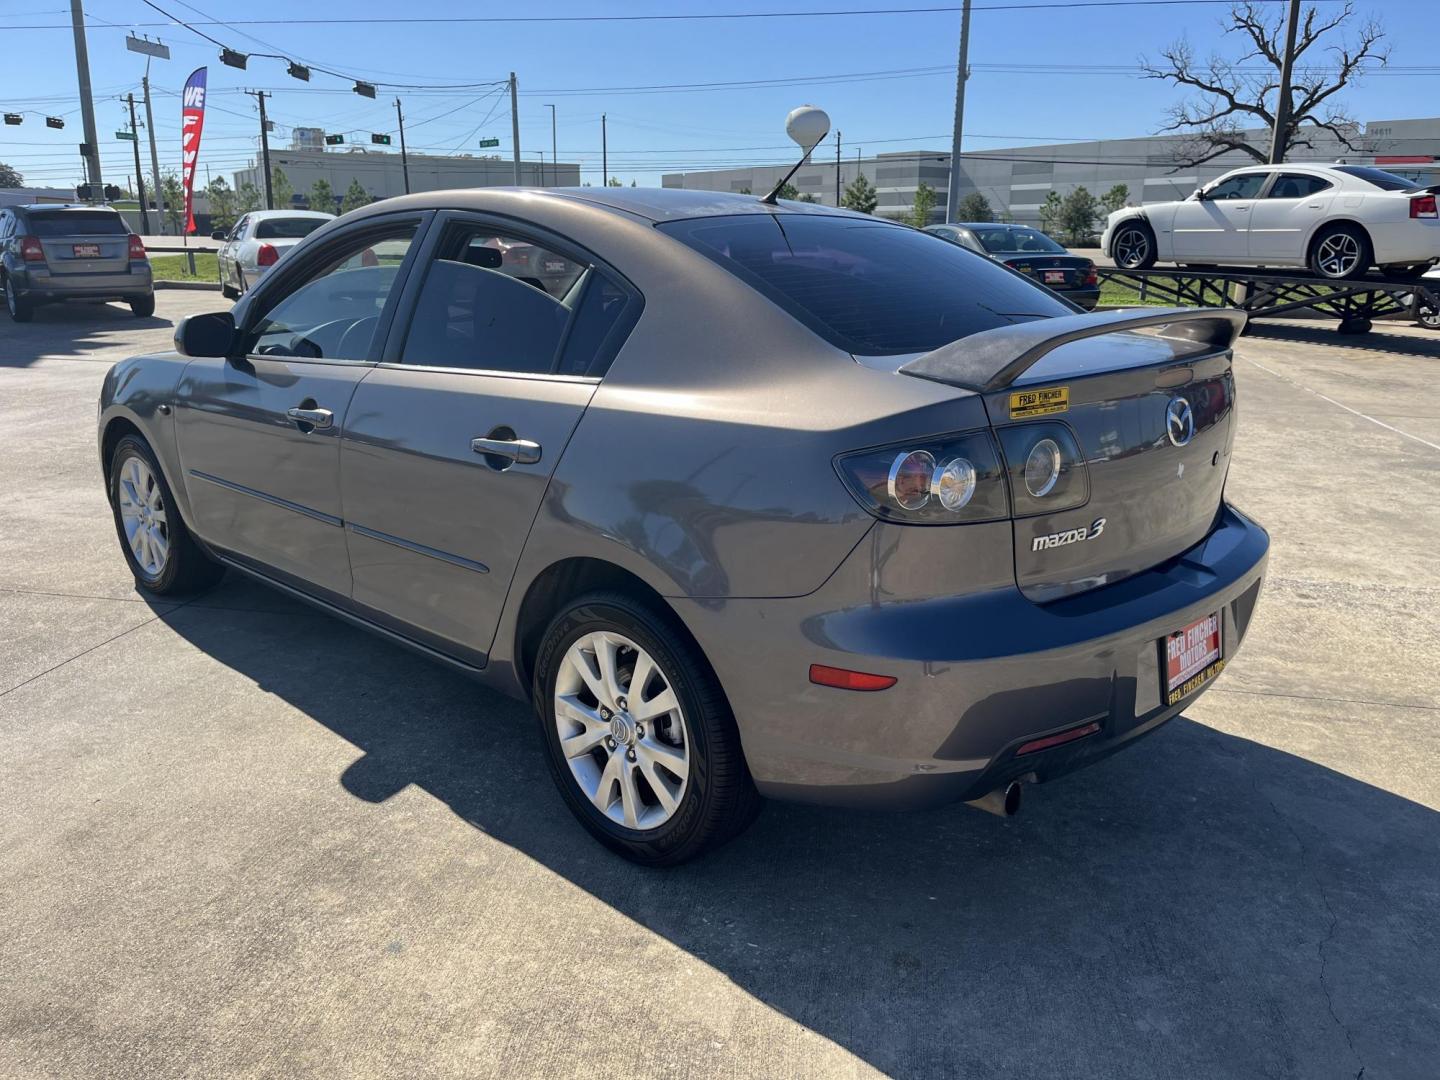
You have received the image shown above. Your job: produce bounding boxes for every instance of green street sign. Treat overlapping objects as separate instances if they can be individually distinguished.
[116,131,137,141]
[478,137,500,148]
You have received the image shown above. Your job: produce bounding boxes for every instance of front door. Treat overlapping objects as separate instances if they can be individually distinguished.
[174,220,423,599]
[340,214,638,664]
[1169,171,1269,260]
[1247,172,1335,261]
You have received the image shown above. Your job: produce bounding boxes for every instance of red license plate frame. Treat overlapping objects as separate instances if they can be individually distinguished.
[1160,611,1224,706]
[1042,269,1067,284]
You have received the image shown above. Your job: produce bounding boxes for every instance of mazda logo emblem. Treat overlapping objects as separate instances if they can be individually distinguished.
[1166,397,1194,448]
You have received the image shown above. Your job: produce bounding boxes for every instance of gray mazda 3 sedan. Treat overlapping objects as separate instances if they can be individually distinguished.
[97,187,1268,864]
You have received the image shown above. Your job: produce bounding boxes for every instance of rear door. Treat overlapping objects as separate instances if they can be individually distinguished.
[340,212,640,664]
[1247,172,1334,260]
[29,209,131,277]
[1170,172,1268,260]
[174,215,427,599]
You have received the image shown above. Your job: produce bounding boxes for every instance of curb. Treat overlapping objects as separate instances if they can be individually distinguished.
[156,280,222,291]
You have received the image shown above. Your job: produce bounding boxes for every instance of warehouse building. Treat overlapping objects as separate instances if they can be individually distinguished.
[661,116,1440,225]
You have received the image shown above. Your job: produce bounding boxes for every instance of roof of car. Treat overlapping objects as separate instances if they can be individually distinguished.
[538,186,867,223]
[246,209,335,220]
[15,203,121,213]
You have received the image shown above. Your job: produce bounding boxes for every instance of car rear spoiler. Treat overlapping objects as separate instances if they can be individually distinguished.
[897,306,1248,393]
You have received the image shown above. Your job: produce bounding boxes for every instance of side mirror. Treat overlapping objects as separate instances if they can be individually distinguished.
[174,311,237,358]
[210,228,227,241]
[1193,188,1209,202]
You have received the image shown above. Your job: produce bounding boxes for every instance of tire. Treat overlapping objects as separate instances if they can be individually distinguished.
[236,267,247,295]
[3,275,35,322]
[108,434,224,596]
[1111,221,1157,270]
[533,591,761,866]
[130,293,156,318]
[1308,224,1372,280]
[1415,303,1440,331]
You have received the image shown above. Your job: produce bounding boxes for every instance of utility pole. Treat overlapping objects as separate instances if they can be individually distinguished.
[69,0,103,202]
[945,0,972,223]
[601,113,608,186]
[545,103,557,187]
[126,93,151,232]
[247,90,274,209]
[142,70,166,233]
[509,72,521,185]
[1268,0,1302,164]
[395,97,410,193]
[835,130,842,205]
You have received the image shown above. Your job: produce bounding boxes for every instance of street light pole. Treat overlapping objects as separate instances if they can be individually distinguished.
[835,130,841,205]
[126,93,151,232]
[69,0,103,201]
[1268,0,1302,164]
[945,0,972,223]
[141,68,167,233]
[545,103,557,187]
[602,113,608,186]
[509,72,521,185]
[247,90,274,209]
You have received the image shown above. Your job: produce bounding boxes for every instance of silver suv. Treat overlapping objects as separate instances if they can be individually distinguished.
[0,204,155,322]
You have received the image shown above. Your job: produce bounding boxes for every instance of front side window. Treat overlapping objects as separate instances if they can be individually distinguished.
[246,226,417,361]
[1207,173,1268,200]
[1266,174,1332,199]
[660,213,1072,356]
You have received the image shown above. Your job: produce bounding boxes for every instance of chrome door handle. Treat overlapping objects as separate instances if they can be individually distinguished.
[286,406,333,430]
[471,436,541,465]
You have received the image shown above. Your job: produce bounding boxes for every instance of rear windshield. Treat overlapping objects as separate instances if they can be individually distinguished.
[972,226,1066,255]
[1333,166,1417,191]
[27,210,128,237]
[659,214,1071,355]
[255,217,330,240]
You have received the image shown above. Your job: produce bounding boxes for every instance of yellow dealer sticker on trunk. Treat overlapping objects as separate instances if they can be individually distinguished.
[1009,386,1069,419]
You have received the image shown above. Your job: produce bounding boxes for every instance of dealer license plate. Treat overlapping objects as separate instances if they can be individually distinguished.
[73,243,101,258]
[1043,269,1067,284]
[544,259,567,273]
[1161,611,1224,706]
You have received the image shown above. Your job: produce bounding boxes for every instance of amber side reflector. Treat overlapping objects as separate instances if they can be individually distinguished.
[1016,720,1101,757]
[808,664,897,691]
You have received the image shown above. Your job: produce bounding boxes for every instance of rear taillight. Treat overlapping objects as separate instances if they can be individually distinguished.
[835,431,1009,524]
[256,242,279,266]
[995,423,1090,516]
[1083,262,1098,286]
[1411,193,1438,219]
[127,234,146,260]
[19,235,44,262]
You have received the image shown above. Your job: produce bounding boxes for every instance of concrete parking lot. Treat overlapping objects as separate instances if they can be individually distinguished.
[2,292,1438,1080]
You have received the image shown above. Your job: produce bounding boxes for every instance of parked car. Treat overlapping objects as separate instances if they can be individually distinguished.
[0,204,153,322]
[213,209,335,298]
[98,188,1268,865]
[1103,163,1440,280]
[926,222,1100,309]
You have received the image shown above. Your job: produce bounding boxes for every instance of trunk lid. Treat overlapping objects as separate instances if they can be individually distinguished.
[998,254,1094,292]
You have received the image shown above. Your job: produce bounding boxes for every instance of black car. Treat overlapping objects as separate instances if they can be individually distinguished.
[926,222,1100,310]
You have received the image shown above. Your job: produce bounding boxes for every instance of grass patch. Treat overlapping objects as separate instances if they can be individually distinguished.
[149,252,219,282]
[1098,275,1189,307]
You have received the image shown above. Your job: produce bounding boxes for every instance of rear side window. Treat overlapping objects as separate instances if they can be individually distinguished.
[1333,165,1416,191]
[255,217,330,240]
[27,211,128,237]
[659,214,1071,356]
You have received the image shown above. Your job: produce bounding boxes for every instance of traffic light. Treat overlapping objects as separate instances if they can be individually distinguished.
[3,113,21,126]
[46,116,64,129]
[354,81,377,99]
[324,134,345,146]
[370,133,391,145]
[220,48,248,69]
[287,62,310,82]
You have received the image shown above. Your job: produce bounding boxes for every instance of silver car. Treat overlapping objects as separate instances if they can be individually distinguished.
[98,188,1269,864]
[213,209,335,298]
[1,204,154,321]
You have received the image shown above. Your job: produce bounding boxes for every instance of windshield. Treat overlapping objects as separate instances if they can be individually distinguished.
[28,210,128,237]
[971,226,1066,255]
[255,217,330,240]
[1333,166,1417,191]
[658,214,1071,356]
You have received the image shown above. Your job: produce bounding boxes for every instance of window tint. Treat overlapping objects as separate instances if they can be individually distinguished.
[255,216,330,240]
[1266,174,1332,199]
[972,226,1065,254]
[1333,165,1416,191]
[659,213,1072,356]
[1206,174,1267,200]
[247,227,416,361]
[558,272,633,376]
[28,210,128,237]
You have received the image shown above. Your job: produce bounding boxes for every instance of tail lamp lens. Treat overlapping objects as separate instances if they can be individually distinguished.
[1410,194,1437,219]
[256,242,279,266]
[19,235,44,261]
[1083,262,1099,286]
[837,431,1008,524]
[996,422,1089,516]
[127,234,146,260]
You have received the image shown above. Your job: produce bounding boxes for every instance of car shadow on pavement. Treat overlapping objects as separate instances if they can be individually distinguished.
[1244,319,1440,359]
[160,578,1440,1079]
[0,302,172,366]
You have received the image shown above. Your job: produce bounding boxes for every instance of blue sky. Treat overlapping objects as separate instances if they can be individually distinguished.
[1,0,1433,192]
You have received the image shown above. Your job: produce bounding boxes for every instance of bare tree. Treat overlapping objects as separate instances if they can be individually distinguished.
[1141,1,1387,167]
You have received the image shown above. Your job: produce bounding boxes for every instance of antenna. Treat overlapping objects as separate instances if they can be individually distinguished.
[761,106,831,205]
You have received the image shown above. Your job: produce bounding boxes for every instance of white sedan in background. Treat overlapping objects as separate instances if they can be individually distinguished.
[213,209,335,298]
[1103,163,1440,280]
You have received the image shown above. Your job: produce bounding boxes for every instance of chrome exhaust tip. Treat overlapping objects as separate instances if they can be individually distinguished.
[966,780,1023,818]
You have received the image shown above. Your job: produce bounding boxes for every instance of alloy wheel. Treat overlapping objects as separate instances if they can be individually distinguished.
[116,454,170,579]
[1114,227,1150,269]
[553,630,690,831]
[1315,233,1362,278]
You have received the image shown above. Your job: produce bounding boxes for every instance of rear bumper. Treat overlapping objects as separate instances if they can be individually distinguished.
[11,263,154,303]
[1061,286,1101,310]
[675,502,1268,809]
[1367,219,1440,266]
